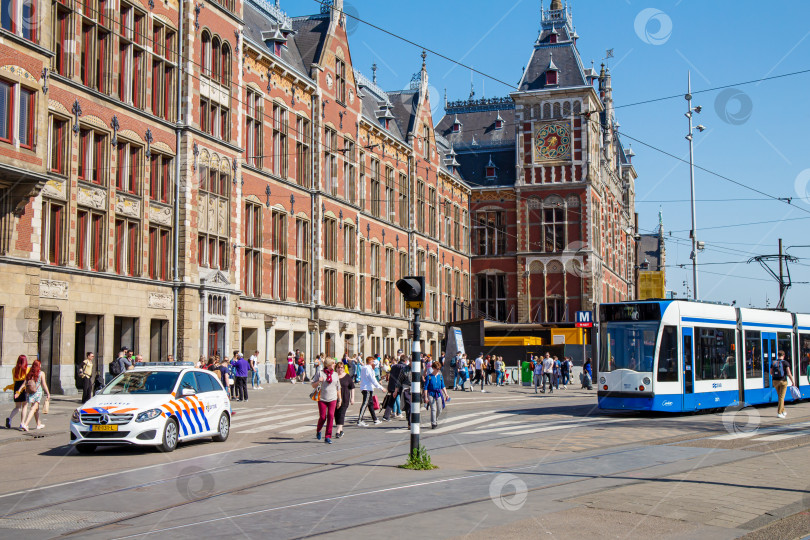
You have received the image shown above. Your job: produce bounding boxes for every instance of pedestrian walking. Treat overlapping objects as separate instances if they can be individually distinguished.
[249,350,263,389]
[383,355,412,424]
[15,359,50,431]
[772,350,795,418]
[333,364,355,438]
[79,352,94,403]
[423,360,448,429]
[542,353,554,393]
[312,358,341,444]
[357,356,384,425]
[582,358,593,390]
[5,355,29,428]
[313,354,322,382]
[560,356,570,388]
[533,356,543,393]
[296,350,306,382]
[494,356,504,386]
[231,353,250,402]
[457,355,469,391]
[553,356,561,390]
[285,351,297,383]
[217,359,229,390]
[473,353,485,392]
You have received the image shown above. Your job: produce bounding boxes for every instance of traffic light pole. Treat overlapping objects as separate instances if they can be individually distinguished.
[410,309,421,455]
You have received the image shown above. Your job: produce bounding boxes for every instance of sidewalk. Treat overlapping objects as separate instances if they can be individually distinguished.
[0,396,81,445]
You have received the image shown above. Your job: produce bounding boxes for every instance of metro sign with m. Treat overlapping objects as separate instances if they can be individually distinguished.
[575,311,593,328]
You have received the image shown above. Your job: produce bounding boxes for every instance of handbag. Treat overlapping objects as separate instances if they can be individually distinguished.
[789,385,801,400]
[372,395,380,411]
[379,393,391,410]
[42,398,50,414]
[310,386,321,401]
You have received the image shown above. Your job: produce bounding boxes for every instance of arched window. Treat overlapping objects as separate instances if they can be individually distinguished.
[221,42,231,86]
[211,37,221,81]
[201,31,211,76]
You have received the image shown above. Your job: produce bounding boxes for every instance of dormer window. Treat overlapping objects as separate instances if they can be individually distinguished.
[485,155,497,180]
[452,114,462,133]
[494,113,504,130]
[545,52,559,87]
[546,70,558,85]
[384,118,390,130]
[549,33,557,44]
[274,42,282,56]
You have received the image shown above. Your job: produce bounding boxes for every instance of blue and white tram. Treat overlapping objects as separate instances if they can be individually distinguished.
[597,300,810,412]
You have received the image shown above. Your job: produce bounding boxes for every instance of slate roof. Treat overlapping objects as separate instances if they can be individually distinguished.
[290,15,330,77]
[455,147,516,187]
[242,0,320,81]
[519,42,588,92]
[435,106,516,149]
[355,75,408,143]
[387,90,420,139]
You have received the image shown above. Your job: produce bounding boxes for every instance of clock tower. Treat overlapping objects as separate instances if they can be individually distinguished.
[437,0,638,326]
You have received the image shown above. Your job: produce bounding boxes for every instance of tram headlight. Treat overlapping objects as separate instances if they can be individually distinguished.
[599,377,606,385]
[642,377,651,385]
[602,385,608,390]
[639,385,645,391]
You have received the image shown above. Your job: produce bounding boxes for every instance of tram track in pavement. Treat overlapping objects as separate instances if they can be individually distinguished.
[50,412,810,538]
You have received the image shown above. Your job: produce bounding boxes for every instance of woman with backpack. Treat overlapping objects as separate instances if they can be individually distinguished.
[5,355,29,429]
[14,359,50,431]
[312,358,341,444]
[423,360,449,429]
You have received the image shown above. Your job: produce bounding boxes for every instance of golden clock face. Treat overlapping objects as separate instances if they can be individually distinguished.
[534,123,571,162]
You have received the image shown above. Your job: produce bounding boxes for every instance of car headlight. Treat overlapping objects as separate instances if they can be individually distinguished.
[642,377,651,385]
[599,377,606,384]
[71,410,81,423]
[136,409,163,423]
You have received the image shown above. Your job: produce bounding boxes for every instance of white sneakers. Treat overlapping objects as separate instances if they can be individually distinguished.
[373,419,382,425]
[357,421,368,427]
[777,412,786,419]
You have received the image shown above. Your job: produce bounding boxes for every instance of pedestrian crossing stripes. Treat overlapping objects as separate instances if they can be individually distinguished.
[228,403,633,439]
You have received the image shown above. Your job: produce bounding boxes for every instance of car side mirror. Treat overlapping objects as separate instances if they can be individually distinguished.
[181,388,196,396]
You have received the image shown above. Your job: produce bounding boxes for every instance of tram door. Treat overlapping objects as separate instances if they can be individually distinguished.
[762,332,777,401]
[682,328,695,409]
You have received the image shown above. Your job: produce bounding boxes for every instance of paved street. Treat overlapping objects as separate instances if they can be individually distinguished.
[0,383,808,539]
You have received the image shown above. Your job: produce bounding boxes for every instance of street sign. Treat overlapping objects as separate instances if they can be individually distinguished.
[406,300,424,310]
[575,311,593,328]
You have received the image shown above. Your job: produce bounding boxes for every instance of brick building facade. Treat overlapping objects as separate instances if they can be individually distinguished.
[436,0,638,326]
[0,0,472,394]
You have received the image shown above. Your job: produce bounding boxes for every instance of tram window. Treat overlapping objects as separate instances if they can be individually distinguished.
[778,332,792,369]
[657,325,678,382]
[744,330,762,379]
[800,334,810,384]
[695,327,736,381]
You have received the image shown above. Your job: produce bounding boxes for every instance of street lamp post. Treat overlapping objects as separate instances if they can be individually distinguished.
[685,72,704,301]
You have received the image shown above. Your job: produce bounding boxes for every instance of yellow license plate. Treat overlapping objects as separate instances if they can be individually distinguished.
[91,425,118,432]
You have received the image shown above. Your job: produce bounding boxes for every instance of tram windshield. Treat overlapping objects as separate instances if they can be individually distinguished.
[600,322,658,373]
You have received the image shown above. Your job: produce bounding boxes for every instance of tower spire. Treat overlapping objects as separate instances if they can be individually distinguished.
[550,0,562,10]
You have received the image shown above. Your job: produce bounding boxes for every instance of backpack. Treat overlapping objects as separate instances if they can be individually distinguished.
[25,378,38,393]
[109,357,123,376]
[772,359,786,380]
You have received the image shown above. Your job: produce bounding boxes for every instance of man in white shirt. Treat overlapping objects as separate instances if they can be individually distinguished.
[249,350,263,389]
[542,353,554,393]
[473,354,485,392]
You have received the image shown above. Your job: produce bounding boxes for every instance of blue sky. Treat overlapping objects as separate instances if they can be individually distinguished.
[283,0,810,310]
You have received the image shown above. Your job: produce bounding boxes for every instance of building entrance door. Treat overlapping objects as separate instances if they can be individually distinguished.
[38,311,62,393]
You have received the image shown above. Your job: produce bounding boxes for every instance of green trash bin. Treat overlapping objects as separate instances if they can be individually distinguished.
[521,361,533,386]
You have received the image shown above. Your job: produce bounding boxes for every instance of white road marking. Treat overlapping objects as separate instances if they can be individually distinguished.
[236,414,318,434]
[710,421,810,440]
[231,411,313,432]
[279,424,319,435]
[469,417,632,437]
[471,416,612,435]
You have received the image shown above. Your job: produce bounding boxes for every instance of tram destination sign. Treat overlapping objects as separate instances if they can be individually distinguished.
[600,303,661,322]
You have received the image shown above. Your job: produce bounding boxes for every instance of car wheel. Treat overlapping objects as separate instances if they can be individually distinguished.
[157,418,179,453]
[74,444,96,454]
[212,413,230,442]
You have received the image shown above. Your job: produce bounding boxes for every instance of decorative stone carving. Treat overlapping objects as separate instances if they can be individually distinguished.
[212,271,230,285]
[218,199,227,235]
[115,194,141,218]
[42,179,67,201]
[148,292,172,310]
[208,195,217,233]
[40,280,68,300]
[198,197,207,231]
[240,311,263,319]
[149,204,172,226]
[77,185,106,209]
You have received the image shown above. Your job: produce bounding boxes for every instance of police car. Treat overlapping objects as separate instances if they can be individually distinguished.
[69,363,231,454]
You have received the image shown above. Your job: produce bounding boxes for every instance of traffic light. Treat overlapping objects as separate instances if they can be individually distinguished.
[396,276,425,309]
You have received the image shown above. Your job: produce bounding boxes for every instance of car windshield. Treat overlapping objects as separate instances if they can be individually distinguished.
[600,322,658,373]
[101,371,179,395]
